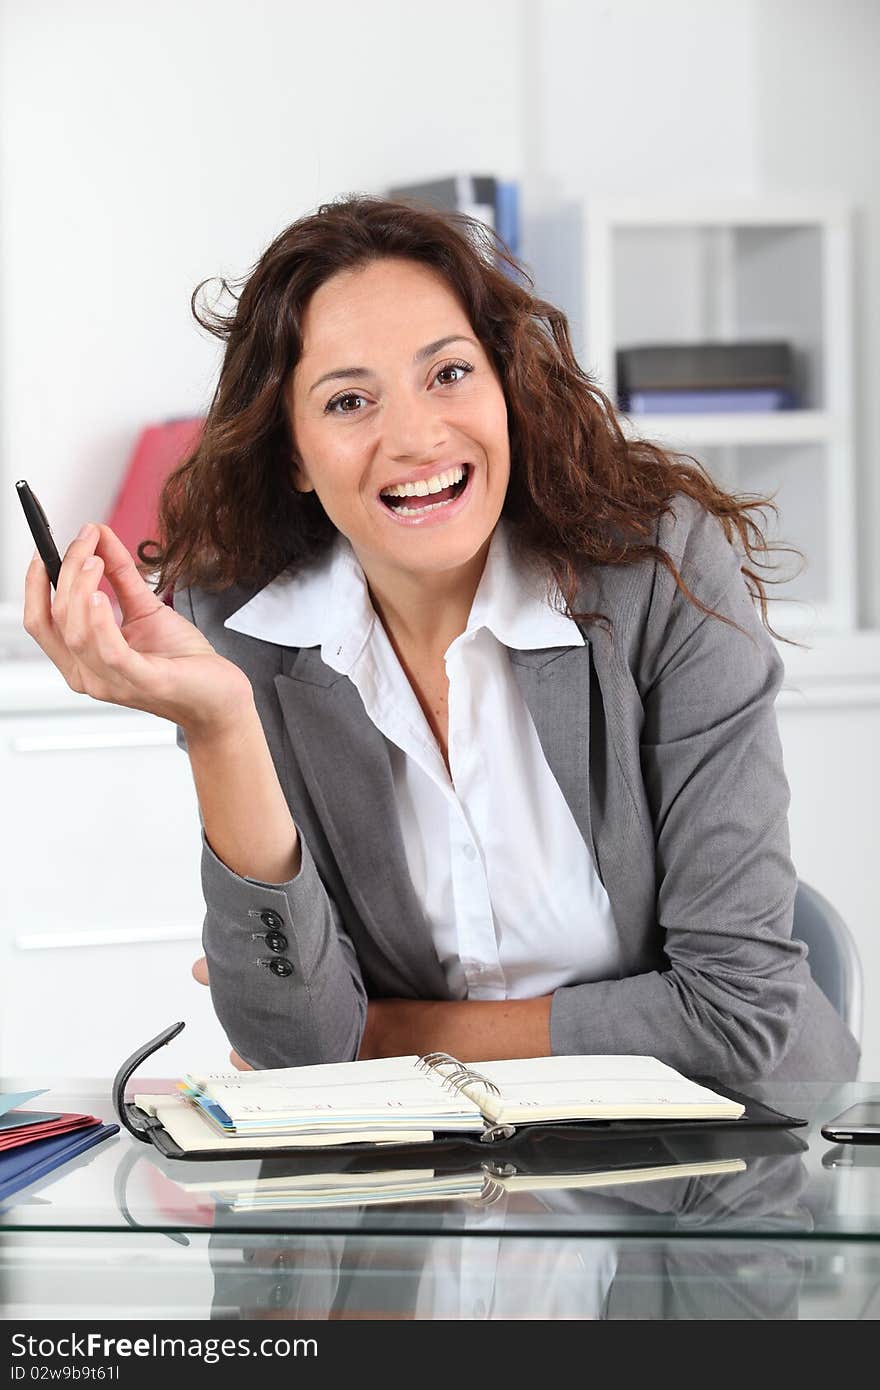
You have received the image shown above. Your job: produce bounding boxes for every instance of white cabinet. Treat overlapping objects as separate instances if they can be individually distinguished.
[775,633,880,1082]
[0,651,230,1076]
[579,196,856,634]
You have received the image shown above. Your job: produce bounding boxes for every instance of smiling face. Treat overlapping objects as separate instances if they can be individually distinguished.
[287,257,510,602]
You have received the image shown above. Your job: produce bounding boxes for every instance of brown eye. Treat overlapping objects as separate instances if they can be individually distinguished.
[434,360,473,386]
[325,391,367,415]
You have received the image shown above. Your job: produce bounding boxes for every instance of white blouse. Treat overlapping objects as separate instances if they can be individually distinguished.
[225,520,620,1000]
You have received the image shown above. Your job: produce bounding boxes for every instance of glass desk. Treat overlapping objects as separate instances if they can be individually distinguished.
[2,1079,880,1320]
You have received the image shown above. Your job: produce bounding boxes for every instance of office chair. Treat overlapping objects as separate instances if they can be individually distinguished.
[791,879,863,1043]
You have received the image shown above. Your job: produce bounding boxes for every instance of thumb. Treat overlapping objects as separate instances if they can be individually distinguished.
[191,956,210,986]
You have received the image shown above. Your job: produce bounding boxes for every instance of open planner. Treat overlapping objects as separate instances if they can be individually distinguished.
[115,1024,805,1162]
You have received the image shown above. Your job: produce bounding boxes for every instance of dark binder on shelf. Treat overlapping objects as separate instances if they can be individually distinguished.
[386,174,521,269]
[616,341,797,403]
[113,1023,806,1163]
[388,174,497,227]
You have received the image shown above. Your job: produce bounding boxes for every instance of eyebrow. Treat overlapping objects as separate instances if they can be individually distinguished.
[307,335,479,395]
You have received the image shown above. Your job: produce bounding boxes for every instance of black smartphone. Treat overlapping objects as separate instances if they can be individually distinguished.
[16,479,62,588]
[820,1102,880,1145]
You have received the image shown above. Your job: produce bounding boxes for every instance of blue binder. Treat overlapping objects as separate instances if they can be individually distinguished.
[0,1122,119,1202]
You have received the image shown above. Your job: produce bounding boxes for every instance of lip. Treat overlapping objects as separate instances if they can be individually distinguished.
[377,463,475,528]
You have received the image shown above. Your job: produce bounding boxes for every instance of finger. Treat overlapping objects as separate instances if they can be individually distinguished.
[23,548,82,684]
[191,956,210,986]
[25,533,151,701]
[64,551,109,658]
[62,564,158,695]
[54,522,101,628]
[230,1049,254,1072]
[23,547,52,642]
[92,524,165,627]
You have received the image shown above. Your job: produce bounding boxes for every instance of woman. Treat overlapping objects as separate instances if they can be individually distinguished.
[23,195,858,1082]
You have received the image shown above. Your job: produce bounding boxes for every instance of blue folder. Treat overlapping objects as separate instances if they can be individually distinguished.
[625,388,797,414]
[0,1122,119,1202]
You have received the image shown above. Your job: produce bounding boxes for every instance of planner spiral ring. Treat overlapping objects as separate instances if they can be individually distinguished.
[477,1174,508,1205]
[417,1051,502,1098]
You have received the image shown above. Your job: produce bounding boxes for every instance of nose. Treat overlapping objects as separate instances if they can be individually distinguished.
[381,388,447,461]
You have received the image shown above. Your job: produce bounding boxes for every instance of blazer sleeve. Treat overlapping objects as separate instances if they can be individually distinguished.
[550,499,808,1081]
[173,586,368,1070]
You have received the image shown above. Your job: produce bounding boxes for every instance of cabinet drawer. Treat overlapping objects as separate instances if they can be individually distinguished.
[1,709,204,934]
[0,705,226,1075]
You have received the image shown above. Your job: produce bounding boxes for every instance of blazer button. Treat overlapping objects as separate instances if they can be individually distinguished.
[268,957,293,977]
[265,930,289,954]
[260,910,284,930]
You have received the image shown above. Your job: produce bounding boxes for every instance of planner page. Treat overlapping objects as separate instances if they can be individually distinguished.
[457,1055,745,1125]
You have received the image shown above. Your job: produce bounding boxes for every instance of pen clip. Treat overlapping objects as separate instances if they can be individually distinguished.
[32,490,50,530]
[111,1021,186,1141]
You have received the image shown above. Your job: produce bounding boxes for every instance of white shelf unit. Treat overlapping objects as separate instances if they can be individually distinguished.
[580,197,856,635]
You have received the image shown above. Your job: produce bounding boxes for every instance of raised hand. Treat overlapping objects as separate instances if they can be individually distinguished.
[23,521,253,737]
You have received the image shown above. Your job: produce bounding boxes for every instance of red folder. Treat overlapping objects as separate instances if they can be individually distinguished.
[103,417,204,606]
[0,1111,102,1153]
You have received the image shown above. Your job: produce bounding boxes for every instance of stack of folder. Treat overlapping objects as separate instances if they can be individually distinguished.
[386,173,521,273]
[0,1089,118,1202]
[616,341,799,414]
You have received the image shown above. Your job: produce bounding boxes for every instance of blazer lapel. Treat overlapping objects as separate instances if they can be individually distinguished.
[274,647,448,997]
[510,638,656,977]
[508,645,597,879]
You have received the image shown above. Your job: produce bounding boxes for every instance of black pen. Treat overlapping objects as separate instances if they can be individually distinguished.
[16,479,62,588]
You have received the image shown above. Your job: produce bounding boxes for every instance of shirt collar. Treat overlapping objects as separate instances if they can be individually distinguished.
[464,521,584,651]
[224,534,374,676]
[223,520,584,673]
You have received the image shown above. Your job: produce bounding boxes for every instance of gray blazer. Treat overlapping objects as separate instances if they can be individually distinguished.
[175,494,859,1083]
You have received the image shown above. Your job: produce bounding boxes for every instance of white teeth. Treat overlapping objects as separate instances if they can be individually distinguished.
[381,464,466,498]
[387,493,459,516]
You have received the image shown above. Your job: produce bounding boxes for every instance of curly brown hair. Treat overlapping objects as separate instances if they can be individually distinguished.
[141,193,802,644]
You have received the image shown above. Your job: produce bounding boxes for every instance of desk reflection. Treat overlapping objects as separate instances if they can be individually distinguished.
[198,1149,812,1320]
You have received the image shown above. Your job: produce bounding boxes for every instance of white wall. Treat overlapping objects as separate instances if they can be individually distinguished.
[3,0,876,617]
[515,0,760,353]
[528,0,760,195]
[0,0,524,599]
[752,0,880,628]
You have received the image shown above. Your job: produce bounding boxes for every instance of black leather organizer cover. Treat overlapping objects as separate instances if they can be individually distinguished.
[113,1022,808,1165]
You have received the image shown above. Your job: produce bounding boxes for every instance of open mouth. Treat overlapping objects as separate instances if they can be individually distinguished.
[378,464,472,519]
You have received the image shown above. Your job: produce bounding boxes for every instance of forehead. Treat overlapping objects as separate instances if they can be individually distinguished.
[299,258,472,356]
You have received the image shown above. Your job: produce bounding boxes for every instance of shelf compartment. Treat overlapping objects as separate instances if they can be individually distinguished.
[692,440,847,631]
[620,409,834,448]
[609,222,826,410]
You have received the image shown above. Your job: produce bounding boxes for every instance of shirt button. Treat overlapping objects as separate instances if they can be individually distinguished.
[260,910,284,930]
[462,844,477,861]
[265,930,288,954]
[268,957,294,977]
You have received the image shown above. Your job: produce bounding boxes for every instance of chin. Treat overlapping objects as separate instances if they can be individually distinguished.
[391,518,496,567]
